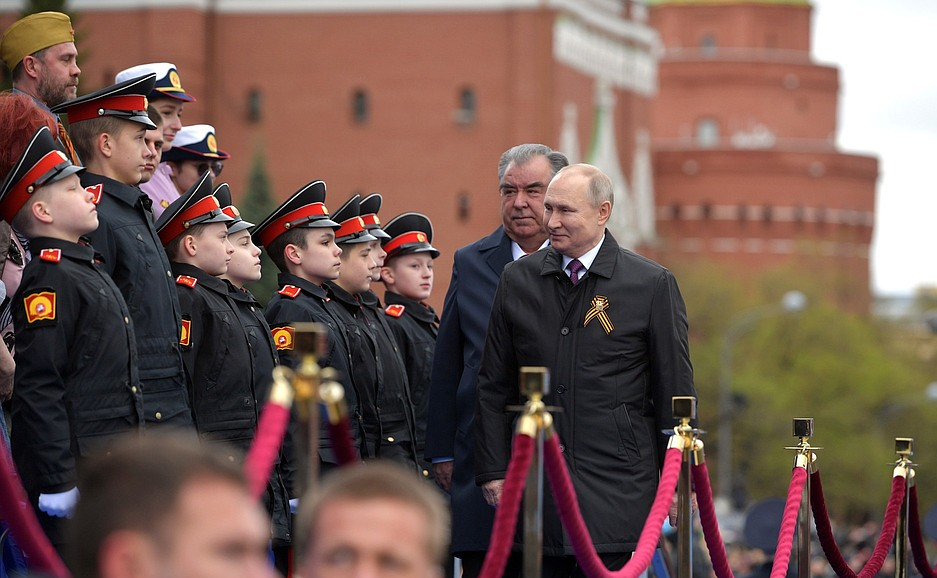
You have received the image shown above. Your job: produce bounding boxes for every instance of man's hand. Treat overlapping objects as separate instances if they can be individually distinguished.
[433,461,453,492]
[39,487,80,518]
[482,479,504,507]
[669,491,698,527]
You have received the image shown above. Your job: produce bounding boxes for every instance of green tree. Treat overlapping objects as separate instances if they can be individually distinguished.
[238,145,280,307]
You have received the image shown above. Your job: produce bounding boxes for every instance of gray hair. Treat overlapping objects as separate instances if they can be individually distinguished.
[498,143,569,183]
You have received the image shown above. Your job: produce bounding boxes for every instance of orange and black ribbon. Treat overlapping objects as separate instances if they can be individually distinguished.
[584,295,614,335]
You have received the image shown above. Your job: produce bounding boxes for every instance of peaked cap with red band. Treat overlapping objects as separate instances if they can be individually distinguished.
[359,193,390,240]
[381,212,440,260]
[0,126,85,223]
[213,183,254,235]
[251,181,340,248]
[154,171,233,245]
[51,73,157,129]
[332,194,378,245]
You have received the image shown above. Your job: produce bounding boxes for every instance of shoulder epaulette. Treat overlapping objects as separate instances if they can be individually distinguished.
[278,285,301,299]
[384,303,405,318]
[85,183,103,205]
[176,275,198,288]
[39,248,62,263]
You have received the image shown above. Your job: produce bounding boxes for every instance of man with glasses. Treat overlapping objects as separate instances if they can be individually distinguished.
[155,124,229,218]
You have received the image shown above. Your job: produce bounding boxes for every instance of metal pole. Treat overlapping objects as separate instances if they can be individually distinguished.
[894,438,914,578]
[520,367,549,578]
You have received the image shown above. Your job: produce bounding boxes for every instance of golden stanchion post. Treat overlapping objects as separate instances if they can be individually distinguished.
[291,322,329,497]
[785,418,819,578]
[671,396,700,578]
[893,438,914,578]
[517,367,550,578]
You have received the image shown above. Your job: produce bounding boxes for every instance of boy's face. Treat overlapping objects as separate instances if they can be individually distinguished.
[140,126,165,183]
[43,173,98,241]
[109,123,153,186]
[368,239,387,281]
[154,99,184,149]
[337,242,376,295]
[292,229,342,286]
[382,253,434,302]
[224,229,262,288]
[189,222,233,276]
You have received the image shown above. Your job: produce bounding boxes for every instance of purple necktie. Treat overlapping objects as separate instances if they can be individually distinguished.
[568,259,584,285]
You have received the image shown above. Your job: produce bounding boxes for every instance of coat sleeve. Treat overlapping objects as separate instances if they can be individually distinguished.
[473,268,520,485]
[424,253,464,461]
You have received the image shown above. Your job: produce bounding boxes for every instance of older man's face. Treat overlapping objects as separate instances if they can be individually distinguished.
[34,42,80,107]
[499,155,552,248]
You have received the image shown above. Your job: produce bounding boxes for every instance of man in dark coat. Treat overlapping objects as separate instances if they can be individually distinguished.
[424,143,568,578]
[475,163,696,578]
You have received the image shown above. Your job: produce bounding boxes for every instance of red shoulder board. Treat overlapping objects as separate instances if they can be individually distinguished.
[384,304,405,318]
[39,248,62,263]
[85,183,103,205]
[176,275,198,288]
[278,285,301,298]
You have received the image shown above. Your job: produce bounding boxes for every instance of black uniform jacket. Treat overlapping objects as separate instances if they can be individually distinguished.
[11,237,143,493]
[172,262,257,451]
[83,173,191,427]
[326,281,418,470]
[265,273,363,468]
[383,291,438,464]
[475,231,696,555]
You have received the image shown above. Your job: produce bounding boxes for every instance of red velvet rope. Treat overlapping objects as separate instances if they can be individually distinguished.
[543,435,684,578]
[908,485,937,578]
[478,433,535,578]
[692,461,736,578]
[244,401,292,501]
[769,467,807,578]
[811,471,906,578]
[327,415,359,466]
[0,439,71,578]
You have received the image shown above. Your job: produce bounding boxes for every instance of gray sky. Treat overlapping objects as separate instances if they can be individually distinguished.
[812,0,937,296]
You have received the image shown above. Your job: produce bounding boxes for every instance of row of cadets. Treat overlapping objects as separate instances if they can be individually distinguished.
[379,212,441,480]
[153,173,292,570]
[326,195,420,472]
[51,73,193,428]
[252,182,365,475]
[0,126,143,549]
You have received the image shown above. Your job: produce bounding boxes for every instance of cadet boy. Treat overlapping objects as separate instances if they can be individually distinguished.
[116,63,197,215]
[0,126,143,546]
[326,195,418,471]
[253,181,363,472]
[52,74,193,428]
[380,213,440,479]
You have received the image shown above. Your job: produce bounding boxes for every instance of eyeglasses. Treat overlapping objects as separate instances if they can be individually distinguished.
[195,161,224,177]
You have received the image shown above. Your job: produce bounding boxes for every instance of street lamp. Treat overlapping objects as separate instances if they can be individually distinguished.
[717,290,807,507]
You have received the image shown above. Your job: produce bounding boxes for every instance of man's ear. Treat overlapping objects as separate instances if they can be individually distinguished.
[98,530,160,578]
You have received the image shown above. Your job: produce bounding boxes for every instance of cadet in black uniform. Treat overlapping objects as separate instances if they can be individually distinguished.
[214,182,292,574]
[379,213,441,480]
[0,127,143,546]
[253,181,364,470]
[326,195,418,471]
[52,74,192,428]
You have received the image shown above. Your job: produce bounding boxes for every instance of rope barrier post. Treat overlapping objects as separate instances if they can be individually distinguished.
[672,396,699,578]
[893,438,914,578]
[518,367,550,578]
[785,418,818,578]
[292,322,329,497]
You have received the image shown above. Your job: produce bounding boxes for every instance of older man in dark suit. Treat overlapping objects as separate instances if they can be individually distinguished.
[476,164,696,578]
[424,144,568,578]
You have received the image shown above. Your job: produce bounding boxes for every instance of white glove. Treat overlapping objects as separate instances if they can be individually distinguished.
[289,498,299,514]
[39,487,80,518]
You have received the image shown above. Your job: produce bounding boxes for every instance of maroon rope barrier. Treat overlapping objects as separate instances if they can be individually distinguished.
[768,467,806,578]
[0,439,70,578]
[478,433,535,578]
[245,401,292,501]
[544,435,684,578]
[908,485,937,578]
[692,461,735,578]
[811,471,906,578]
[326,415,358,466]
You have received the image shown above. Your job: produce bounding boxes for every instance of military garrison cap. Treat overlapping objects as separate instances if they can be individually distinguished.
[51,74,157,129]
[252,181,340,248]
[115,62,196,102]
[332,195,378,245]
[359,193,390,240]
[162,125,230,162]
[0,126,84,223]
[1,11,74,71]
[382,212,439,260]
[213,183,254,235]
[155,171,232,245]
